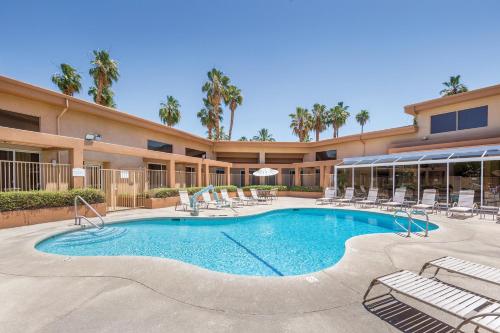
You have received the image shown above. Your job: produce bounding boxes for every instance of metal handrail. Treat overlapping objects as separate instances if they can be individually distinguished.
[409,209,429,237]
[74,195,104,229]
[393,210,413,237]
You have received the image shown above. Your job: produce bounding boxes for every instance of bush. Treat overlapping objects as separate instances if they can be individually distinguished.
[288,185,323,192]
[242,185,288,191]
[147,185,237,199]
[0,188,105,212]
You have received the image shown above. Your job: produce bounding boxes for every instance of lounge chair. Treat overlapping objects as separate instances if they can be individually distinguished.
[420,256,500,286]
[201,192,218,209]
[380,187,407,210]
[269,188,279,200]
[175,189,191,211]
[220,189,240,207]
[364,270,500,333]
[412,188,437,214]
[355,188,378,208]
[237,188,254,205]
[332,187,355,206]
[250,188,268,204]
[316,187,337,205]
[448,190,476,217]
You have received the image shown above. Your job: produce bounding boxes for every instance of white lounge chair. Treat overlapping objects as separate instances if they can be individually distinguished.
[201,192,218,209]
[364,270,500,333]
[237,188,254,205]
[380,187,407,210]
[250,188,268,204]
[333,187,355,206]
[420,256,500,286]
[316,187,337,205]
[175,189,191,211]
[412,188,437,213]
[355,188,378,208]
[220,189,240,207]
[448,190,476,217]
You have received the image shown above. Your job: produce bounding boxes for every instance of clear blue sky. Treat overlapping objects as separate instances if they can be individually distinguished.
[1,0,499,141]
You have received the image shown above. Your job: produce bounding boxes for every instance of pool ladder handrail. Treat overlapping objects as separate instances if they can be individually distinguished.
[74,195,105,229]
[393,209,429,238]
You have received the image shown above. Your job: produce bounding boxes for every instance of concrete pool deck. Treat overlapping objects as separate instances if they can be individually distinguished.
[0,197,499,332]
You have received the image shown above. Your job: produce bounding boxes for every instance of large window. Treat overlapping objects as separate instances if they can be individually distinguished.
[395,165,418,201]
[0,109,40,132]
[374,166,393,199]
[316,150,337,161]
[185,148,206,158]
[336,168,352,195]
[419,163,447,203]
[449,161,481,204]
[147,140,172,153]
[483,160,500,207]
[354,167,370,196]
[431,106,488,134]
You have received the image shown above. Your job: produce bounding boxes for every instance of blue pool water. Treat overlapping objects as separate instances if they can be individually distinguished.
[36,208,437,276]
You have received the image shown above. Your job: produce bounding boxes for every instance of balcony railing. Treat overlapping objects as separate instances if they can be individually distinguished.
[0,160,71,192]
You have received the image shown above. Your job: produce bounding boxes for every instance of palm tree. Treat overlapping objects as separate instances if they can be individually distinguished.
[440,75,468,96]
[88,50,119,105]
[202,68,230,140]
[311,103,327,141]
[289,107,312,142]
[253,128,275,142]
[197,98,222,140]
[328,102,350,138]
[51,64,82,96]
[238,136,248,141]
[355,109,370,134]
[224,85,243,140]
[158,96,181,127]
[88,86,116,107]
[218,126,230,140]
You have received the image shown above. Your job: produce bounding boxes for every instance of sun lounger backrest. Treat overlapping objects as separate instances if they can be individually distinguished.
[457,190,475,208]
[220,189,230,200]
[202,192,212,202]
[421,189,437,206]
[179,190,190,206]
[250,188,259,199]
[325,187,336,198]
[393,187,406,203]
[344,187,354,199]
[367,188,378,201]
[237,188,246,199]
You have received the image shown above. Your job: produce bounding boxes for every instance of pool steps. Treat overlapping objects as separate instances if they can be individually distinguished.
[52,227,127,247]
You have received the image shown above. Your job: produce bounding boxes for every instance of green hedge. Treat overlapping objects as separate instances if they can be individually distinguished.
[241,185,288,191]
[288,185,323,192]
[147,185,237,199]
[0,188,105,212]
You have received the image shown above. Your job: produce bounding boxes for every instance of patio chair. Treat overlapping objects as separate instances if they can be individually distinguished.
[250,188,268,204]
[332,187,355,206]
[355,188,378,208]
[269,188,279,200]
[201,192,218,209]
[316,187,337,205]
[175,189,191,211]
[448,190,476,217]
[380,187,407,210]
[236,188,254,205]
[411,189,437,214]
[220,189,240,207]
[420,256,500,286]
[364,270,500,333]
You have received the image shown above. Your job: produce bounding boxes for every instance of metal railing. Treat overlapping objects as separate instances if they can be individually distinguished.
[393,209,429,238]
[300,173,320,187]
[176,171,197,188]
[74,195,105,229]
[147,169,167,189]
[209,173,226,186]
[1,160,71,192]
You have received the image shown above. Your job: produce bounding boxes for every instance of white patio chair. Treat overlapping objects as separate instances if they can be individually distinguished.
[332,187,355,206]
[355,188,378,208]
[380,187,407,210]
[237,188,254,205]
[175,189,191,211]
[412,188,437,214]
[250,188,268,204]
[220,189,240,207]
[201,192,218,209]
[316,187,337,205]
[448,190,476,217]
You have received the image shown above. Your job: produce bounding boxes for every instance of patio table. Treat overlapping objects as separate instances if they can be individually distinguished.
[479,205,499,220]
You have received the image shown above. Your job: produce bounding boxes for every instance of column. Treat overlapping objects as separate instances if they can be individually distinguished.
[167,160,176,188]
[196,163,203,187]
[244,167,250,186]
[69,146,84,188]
[319,166,325,188]
[277,168,283,186]
[225,166,231,186]
[259,152,266,164]
[204,164,210,186]
[294,167,301,186]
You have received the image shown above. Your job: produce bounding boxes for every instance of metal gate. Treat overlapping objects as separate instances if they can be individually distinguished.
[85,168,146,211]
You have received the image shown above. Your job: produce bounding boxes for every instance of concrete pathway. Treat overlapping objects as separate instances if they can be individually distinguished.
[0,197,499,332]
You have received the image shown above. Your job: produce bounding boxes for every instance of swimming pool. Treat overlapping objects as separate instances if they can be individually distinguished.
[36,208,437,276]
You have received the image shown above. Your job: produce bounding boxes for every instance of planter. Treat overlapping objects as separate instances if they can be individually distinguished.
[0,203,107,229]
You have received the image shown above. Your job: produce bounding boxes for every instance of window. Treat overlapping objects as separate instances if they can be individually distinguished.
[0,109,40,132]
[147,140,172,153]
[147,163,166,171]
[316,150,337,161]
[430,106,488,134]
[185,148,206,158]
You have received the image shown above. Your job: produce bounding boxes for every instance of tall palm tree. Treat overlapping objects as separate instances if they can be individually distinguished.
[158,96,181,127]
[328,102,350,138]
[289,107,312,142]
[88,50,119,105]
[88,86,116,107]
[51,64,82,96]
[440,75,468,96]
[224,85,243,140]
[253,128,275,142]
[355,109,370,134]
[197,98,222,140]
[311,103,327,141]
[202,68,230,140]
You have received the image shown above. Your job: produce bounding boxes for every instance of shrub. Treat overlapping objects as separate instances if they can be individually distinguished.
[0,188,105,212]
[288,185,323,192]
[147,185,237,199]
[242,185,288,191]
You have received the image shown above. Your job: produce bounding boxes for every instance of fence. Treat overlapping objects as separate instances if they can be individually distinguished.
[300,173,320,187]
[209,173,226,186]
[147,169,167,189]
[0,160,71,192]
[249,175,277,186]
[176,171,197,188]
